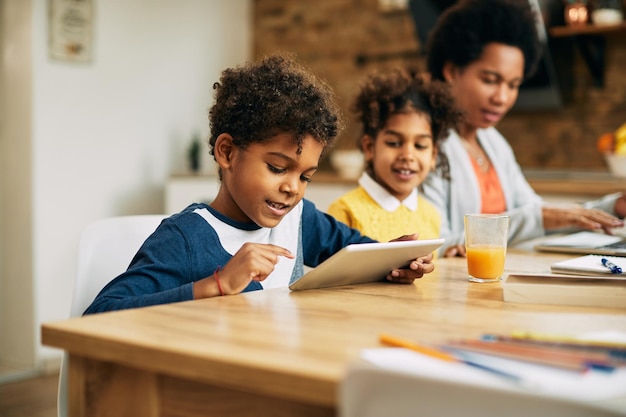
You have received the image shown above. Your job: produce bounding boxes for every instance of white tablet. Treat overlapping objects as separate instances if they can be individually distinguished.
[289,238,444,291]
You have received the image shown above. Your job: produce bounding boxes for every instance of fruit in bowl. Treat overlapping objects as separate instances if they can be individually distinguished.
[605,154,626,178]
[598,122,626,177]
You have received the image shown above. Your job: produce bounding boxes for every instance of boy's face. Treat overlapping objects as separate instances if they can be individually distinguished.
[214,132,323,227]
[362,112,436,201]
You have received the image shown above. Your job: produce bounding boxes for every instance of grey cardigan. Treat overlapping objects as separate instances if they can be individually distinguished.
[421,128,619,255]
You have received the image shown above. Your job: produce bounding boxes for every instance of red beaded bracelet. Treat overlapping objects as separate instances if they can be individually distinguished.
[213,266,224,296]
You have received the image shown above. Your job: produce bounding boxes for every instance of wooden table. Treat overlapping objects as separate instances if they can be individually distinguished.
[41,250,626,417]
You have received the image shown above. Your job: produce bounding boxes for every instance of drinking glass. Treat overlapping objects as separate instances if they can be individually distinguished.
[464,214,510,283]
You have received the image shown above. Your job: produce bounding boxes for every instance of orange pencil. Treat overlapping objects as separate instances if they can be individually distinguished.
[379,333,456,362]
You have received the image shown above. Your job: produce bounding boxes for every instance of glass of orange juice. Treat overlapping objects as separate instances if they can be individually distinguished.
[464,214,510,282]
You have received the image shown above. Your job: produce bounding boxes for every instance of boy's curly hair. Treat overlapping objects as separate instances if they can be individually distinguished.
[426,0,541,82]
[353,68,462,178]
[208,54,342,161]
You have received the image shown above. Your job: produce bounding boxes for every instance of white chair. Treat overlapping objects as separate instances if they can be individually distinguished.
[339,361,626,417]
[57,214,167,417]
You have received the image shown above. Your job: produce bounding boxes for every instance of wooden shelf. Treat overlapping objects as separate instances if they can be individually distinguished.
[549,22,626,37]
[547,22,626,87]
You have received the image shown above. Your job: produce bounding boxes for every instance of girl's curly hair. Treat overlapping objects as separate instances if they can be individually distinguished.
[427,0,541,82]
[353,68,462,179]
[208,54,342,162]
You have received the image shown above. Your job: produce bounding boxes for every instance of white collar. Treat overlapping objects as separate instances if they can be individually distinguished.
[358,172,418,212]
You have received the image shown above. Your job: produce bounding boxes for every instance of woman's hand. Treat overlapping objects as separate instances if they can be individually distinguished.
[613,193,626,219]
[542,206,623,234]
[387,233,435,283]
[444,244,466,258]
[193,243,294,298]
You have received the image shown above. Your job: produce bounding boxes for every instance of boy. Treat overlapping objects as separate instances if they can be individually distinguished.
[84,55,434,314]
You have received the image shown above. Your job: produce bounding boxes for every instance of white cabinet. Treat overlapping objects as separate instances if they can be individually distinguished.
[166,174,356,215]
[302,181,355,212]
[165,175,220,214]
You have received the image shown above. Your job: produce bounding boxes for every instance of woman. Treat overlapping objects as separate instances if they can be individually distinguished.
[421,0,626,257]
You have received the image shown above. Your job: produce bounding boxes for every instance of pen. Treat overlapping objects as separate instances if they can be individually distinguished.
[601,258,623,274]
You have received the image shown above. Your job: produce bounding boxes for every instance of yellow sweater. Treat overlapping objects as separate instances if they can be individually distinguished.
[327,187,441,244]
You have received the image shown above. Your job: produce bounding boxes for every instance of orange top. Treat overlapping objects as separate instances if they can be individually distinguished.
[469,158,506,214]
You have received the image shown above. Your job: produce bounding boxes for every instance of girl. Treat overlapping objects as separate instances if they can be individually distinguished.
[328,68,460,243]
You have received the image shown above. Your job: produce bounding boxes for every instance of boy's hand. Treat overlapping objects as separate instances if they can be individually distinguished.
[386,253,434,284]
[193,243,293,298]
[386,233,435,284]
[220,243,294,294]
[389,233,419,243]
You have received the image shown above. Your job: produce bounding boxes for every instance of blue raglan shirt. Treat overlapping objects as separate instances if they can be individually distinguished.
[83,200,375,314]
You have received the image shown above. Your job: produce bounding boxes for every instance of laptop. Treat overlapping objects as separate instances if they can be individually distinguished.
[289,238,444,291]
[534,231,626,256]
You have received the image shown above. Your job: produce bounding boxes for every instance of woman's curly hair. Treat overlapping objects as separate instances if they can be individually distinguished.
[353,68,462,178]
[426,0,541,82]
[208,54,342,162]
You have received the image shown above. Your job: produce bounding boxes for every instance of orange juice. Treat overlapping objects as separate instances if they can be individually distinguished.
[466,244,506,280]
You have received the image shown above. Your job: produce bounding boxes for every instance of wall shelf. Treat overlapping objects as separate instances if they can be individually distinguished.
[548,22,626,87]
[548,22,626,37]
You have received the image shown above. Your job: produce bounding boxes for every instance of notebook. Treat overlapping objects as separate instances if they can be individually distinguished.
[502,272,626,308]
[551,254,626,278]
[501,254,626,308]
[534,231,626,256]
[288,238,444,291]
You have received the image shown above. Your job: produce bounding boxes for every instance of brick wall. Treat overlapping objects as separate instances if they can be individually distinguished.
[253,0,626,172]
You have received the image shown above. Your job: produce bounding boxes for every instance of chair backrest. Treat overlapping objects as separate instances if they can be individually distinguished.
[57,214,167,417]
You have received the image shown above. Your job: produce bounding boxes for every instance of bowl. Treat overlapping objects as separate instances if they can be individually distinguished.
[330,149,363,180]
[604,153,626,178]
[592,8,623,26]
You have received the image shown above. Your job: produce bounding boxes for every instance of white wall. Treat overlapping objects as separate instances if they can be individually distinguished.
[30,0,251,366]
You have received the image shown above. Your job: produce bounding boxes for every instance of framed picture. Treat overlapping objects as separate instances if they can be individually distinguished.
[48,0,94,63]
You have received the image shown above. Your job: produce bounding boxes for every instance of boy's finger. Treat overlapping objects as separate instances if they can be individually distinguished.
[262,244,295,259]
[390,233,419,242]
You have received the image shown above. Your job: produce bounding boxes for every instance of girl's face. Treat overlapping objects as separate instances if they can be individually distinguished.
[444,42,524,132]
[212,132,323,227]
[362,111,436,201]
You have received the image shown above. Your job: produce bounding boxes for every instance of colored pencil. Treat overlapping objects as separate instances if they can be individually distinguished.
[444,339,618,372]
[508,331,626,350]
[379,333,456,362]
[379,334,525,383]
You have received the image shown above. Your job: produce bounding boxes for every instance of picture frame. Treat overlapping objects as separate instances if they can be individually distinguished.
[48,0,94,63]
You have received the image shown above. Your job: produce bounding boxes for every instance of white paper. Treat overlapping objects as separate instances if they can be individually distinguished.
[579,330,626,344]
[551,254,626,277]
